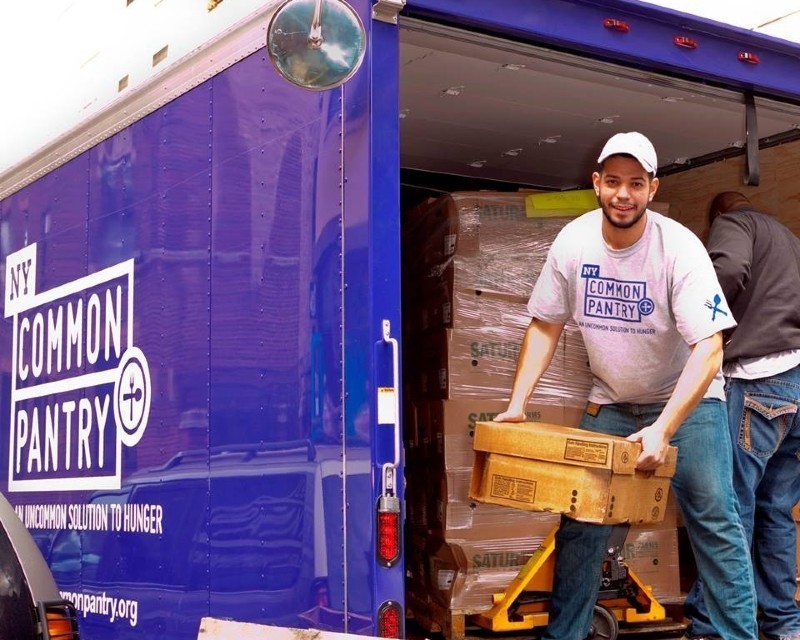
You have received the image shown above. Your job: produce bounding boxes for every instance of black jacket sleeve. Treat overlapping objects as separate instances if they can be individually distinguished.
[707,211,754,307]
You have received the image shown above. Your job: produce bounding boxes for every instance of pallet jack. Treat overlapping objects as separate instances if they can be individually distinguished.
[470,522,674,640]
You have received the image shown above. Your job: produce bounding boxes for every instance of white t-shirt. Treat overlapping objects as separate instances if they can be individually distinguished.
[724,348,800,379]
[528,209,736,404]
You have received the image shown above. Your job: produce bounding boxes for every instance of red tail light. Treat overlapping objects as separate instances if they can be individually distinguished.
[377,600,403,638]
[377,496,400,567]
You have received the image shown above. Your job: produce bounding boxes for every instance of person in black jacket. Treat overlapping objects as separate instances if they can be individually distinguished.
[686,191,800,640]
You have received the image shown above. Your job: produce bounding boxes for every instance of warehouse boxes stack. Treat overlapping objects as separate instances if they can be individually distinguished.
[401,191,681,621]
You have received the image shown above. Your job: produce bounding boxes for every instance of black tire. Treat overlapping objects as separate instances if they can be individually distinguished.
[587,605,619,640]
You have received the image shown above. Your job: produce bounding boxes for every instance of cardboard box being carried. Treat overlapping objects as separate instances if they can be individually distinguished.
[469,421,677,525]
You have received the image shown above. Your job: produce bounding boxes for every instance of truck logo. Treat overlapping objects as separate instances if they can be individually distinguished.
[4,243,150,492]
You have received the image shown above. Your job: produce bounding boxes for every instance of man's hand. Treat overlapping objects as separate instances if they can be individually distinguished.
[493,408,527,423]
[626,424,671,471]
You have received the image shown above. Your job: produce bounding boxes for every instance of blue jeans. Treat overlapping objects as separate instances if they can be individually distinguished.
[543,399,757,640]
[687,366,800,638]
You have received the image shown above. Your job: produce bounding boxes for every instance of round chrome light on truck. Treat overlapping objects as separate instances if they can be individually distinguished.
[267,0,366,90]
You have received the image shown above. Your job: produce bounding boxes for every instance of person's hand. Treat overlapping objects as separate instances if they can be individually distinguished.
[626,424,670,471]
[492,408,527,423]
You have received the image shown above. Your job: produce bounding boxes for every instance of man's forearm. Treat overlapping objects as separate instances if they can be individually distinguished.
[505,319,565,413]
[655,332,723,438]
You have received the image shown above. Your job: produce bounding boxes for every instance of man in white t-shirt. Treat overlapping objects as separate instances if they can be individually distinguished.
[495,132,757,640]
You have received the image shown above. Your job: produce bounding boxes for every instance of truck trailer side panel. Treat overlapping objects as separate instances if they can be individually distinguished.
[0,17,386,637]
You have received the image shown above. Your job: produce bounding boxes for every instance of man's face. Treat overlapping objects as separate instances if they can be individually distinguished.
[592,155,659,231]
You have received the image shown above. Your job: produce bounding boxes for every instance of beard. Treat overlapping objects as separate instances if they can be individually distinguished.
[601,203,647,229]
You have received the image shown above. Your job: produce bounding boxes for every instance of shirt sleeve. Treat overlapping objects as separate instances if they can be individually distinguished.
[671,231,737,345]
[707,212,754,307]
[527,233,572,323]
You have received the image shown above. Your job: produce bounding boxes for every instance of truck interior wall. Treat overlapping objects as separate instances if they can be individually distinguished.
[658,138,800,239]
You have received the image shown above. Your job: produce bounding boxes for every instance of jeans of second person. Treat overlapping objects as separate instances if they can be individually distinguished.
[687,366,800,638]
[543,399,756,640]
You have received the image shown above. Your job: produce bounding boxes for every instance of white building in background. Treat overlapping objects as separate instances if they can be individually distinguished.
[0,0,273,173]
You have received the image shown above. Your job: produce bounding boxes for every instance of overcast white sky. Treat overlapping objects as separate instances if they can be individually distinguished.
[642,0,800,31]
[1,1,800,174]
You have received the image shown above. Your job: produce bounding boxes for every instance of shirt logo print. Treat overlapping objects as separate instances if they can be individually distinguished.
[580,264,655,323]
[704,294,728,321]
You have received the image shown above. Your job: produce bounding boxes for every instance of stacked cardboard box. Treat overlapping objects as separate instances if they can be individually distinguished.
[402,190,680,615]
[402,191,594,402]
[405,399,585,536]
[469,421,677,525]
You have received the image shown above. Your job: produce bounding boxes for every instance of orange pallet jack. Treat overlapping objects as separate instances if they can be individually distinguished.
[470,523,674,640]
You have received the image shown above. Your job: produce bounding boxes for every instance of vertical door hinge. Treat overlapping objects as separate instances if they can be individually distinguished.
[744,92,759,186]
[372,0,405,24]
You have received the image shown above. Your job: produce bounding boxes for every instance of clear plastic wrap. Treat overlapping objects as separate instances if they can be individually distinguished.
[403,191,544,276]
[403,191,594,404]
[407,323,593,404]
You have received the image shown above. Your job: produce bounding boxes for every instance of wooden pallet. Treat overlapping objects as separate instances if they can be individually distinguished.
[406,591,471,640]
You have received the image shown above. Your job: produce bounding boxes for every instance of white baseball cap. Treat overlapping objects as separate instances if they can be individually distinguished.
[597,131,658,176]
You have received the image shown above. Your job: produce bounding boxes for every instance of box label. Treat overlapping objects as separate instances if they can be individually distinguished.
[564,438,609,465]
[490,474,536,504]
[437,569,455,590]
